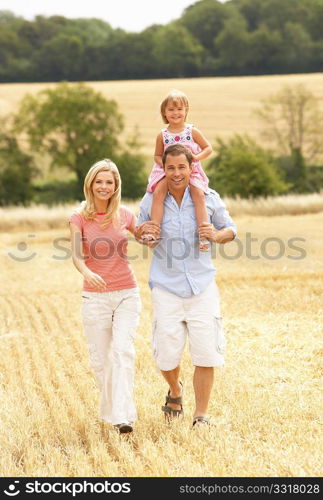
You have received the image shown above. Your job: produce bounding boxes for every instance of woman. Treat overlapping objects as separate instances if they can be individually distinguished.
[69,159,141,434]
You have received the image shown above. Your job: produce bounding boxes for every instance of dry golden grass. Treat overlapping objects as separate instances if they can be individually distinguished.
[1,192,323,233]
[1,74,323,156]
[223,192,323,217]
[0,206,322,477]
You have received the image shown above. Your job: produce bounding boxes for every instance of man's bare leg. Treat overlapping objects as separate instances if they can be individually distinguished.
[193,366,214,418]
[161,366,182,412]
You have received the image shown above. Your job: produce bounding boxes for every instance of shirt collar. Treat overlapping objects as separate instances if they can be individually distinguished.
[166,185,191,199]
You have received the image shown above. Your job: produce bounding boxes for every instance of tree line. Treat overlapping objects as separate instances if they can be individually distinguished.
[1,0,323,82]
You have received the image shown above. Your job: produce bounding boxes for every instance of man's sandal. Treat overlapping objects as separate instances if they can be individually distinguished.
[162,382,184,420]
[192,416,209,427]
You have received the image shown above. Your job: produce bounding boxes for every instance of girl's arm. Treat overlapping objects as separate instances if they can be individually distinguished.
[154,132,164,167]
[69,222,106,290]
[192,127,213,162]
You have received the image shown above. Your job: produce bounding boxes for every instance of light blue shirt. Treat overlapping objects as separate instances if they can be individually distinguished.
[137,187,237,298]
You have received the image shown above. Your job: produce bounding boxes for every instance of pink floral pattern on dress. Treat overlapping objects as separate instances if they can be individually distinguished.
[147,123,209,193]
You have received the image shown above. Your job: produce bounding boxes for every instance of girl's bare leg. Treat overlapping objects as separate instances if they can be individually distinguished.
[190,185,210,251]
[143,178,168,241]
[151,177,168,224]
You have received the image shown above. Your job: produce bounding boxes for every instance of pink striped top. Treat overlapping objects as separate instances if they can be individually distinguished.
[69,206,137,292]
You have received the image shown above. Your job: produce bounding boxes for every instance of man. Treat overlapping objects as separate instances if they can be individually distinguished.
[135,144,236,427]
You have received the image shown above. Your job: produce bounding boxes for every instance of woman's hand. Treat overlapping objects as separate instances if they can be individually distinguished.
[82,269,107,291]
[135,222,161,246]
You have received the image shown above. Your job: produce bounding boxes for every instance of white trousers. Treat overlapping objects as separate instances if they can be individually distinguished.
[81,287,141,425]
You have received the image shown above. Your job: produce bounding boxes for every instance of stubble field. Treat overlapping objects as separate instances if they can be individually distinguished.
[0,202,322,477]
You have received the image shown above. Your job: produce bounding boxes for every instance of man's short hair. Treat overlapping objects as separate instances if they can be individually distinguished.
[162,144,193,168]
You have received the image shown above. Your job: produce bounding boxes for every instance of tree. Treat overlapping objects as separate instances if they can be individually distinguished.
[2,2,323,81]
[207,135,289,198]
[152,23,204,77]
[0,30,21,67]
[276,150,307,193]
[0,12,32,81]
[233,0,264,31]
[214,16,250,72]
[282,22,313,72]
[35,34,84,80]
[254,84,323,164]
[98,30,158,80]
[306,0,323,40]
[0,133,36,205]
[258,0,313,32]
[116,129,147,199]
[13,82,124,193]
[233,0,316,33]
[63,18,113,46]
[255,84,323,192]
[244,27,283,73]
[180,0,230,55]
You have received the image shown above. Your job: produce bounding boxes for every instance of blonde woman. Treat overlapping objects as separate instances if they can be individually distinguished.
[69,159,141,434]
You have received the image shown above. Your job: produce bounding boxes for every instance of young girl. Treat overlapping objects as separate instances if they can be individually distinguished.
[69,159,141,434]
[147,89,213,251]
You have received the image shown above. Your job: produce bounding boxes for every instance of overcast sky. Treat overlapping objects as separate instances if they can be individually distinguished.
[0,0,226,32]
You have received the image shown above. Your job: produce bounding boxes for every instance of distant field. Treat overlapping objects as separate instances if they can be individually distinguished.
[1,73,323,156]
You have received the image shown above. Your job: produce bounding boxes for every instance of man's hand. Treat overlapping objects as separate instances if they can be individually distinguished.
[135,221,161,247]
[198,222,234,244]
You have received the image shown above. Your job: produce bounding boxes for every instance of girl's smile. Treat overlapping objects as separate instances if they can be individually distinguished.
[164,103,187,128]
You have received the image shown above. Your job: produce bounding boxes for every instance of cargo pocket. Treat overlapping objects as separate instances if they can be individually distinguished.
[214,316,226,355]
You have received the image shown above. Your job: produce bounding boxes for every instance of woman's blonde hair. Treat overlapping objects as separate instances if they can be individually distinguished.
[81,158,121,227]
[160,89,189,124]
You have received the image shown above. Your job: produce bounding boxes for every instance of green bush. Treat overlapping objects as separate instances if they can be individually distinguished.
[116,148,147,200]
[0,134,36,206]
[304,165,323,192]
[207,135,290,198]
[32,179,81,205]
[32,156,147,204]
[277,152,323,193]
